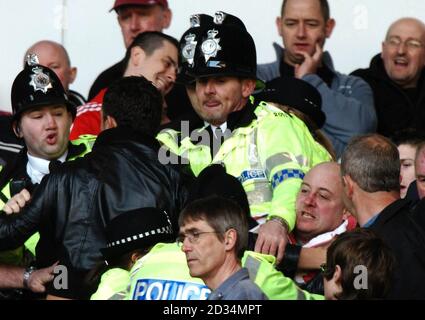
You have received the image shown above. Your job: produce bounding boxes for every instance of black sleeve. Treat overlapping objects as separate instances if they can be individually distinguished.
[0,174,53,250]
[276,243,302,278]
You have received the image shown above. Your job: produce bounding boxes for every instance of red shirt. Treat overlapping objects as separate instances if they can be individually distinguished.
[69,88,107,140]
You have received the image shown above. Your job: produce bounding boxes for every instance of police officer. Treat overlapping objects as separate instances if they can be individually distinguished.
[158,11,332,264]
[0,76,188,300]
[0,55,94,264]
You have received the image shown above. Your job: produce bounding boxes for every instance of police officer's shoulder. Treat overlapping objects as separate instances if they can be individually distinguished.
[72,134,97,147]
[255,100,292,120]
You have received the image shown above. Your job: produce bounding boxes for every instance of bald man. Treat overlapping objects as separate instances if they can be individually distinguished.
[24,40,86,107]
[352,18,425,136]
[277,162,355,294]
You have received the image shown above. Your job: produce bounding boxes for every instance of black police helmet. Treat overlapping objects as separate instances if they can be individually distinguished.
[11,54,76,122]
[100,207,174,262]
[188,13,265,90]
[255,77,326,128]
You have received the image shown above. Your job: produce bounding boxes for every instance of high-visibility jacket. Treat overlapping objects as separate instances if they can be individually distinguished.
[0,135,96,265]
[242,251,324,300]
[127,242,210,300]
[158,100,332,230]
[91,268,130,300]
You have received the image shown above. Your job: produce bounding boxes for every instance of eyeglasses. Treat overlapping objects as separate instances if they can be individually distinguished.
[386,37,424,50]
[176,231,220,246]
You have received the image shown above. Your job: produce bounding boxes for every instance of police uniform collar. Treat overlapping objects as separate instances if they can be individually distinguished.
[189,100,257,146]
[226,100,257,131]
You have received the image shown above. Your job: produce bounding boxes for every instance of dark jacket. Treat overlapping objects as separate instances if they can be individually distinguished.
[368,198,425,299]
[351,54,425,136]
[0,127,188,299]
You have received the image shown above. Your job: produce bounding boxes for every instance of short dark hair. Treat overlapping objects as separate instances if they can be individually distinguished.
[102,76,162,135]
[341,134,400,192]
[323,228,395,300]
[390,128,425,147]
[124,31,178,69]
[179,196,248,259]
[281,0,330,21]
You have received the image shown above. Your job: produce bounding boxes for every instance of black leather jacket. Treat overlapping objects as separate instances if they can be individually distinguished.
[0,127,188,296]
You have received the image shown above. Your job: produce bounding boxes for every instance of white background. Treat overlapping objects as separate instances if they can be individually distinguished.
[1,0,425,110]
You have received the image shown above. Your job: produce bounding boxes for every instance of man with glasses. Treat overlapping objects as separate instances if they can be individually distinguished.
[352,17,425,137]
[178,196,267,300]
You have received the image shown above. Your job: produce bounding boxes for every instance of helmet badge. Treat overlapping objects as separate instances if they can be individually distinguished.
[29,67,53,94]
[201,29,221,63]
[190,14,201,28]
[214,11,226,25]
[26,53,39,67]
[182,33,197,67]
[25,53,53,94]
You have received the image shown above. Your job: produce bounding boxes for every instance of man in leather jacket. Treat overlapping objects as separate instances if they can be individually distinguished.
[0,76,189,299]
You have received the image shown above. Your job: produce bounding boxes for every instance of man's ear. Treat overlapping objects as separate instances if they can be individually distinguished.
[241,79,256,98]
[325,18,336,38]
[103,115,118,130]
[276,16,283,37]
[130,46,146,69]
[343,175,355,198]
[224,228,237,252]
[161,8,172,29]
[333,265,342,284]
[69,67,77,85]
[381,42,386,59]
[12,121,23,138]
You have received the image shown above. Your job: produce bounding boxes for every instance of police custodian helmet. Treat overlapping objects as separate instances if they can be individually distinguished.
[185,11,265,90]
[11,54,76,121]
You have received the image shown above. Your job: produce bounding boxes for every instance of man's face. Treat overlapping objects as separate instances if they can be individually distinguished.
[381,19,425,88]
[27,42,75,91]
[117,5,172,48]
[137,40,178,95]
[295,163,345,242]
[179,218,225,282]
[194,77,255,126]
[398,143,417,198]
[276,0,334,66]
[416,149,425,199]
[14,105,72,160]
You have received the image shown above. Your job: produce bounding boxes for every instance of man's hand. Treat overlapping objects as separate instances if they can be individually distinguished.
[254,219,289,264]
[294,43,323,79]
[27,263,57,293]
[3,188,31,214]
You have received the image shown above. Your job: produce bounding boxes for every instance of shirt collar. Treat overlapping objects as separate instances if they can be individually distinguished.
[208,122,228,138]
[363,213,380,228]
[26,151,68,184]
